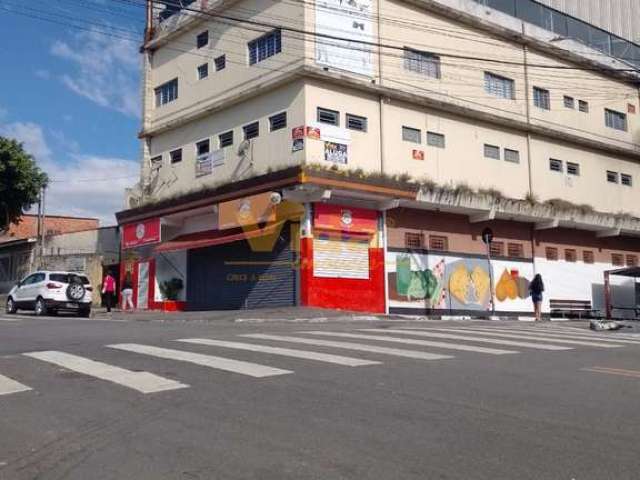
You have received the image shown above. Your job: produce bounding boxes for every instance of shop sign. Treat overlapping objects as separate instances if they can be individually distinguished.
[122,218,161,249]
[324,142,348,164]
[314,204,377,234]
[292,126,305,139]
[218,192,277,230]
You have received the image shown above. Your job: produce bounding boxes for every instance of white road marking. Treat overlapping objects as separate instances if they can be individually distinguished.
[416,328,623,348]
[0,317,22,322]
[497,326,640,343]
[0,374,31,396]
[108,344,292,378]
[373,329,573,351]
[176,338,381,367]
[452,326,640,346]
[23,351,188,394]
[304,331,518,355]
[240,334,454,360]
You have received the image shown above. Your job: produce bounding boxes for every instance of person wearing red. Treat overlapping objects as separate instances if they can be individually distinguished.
[101,272,116,313]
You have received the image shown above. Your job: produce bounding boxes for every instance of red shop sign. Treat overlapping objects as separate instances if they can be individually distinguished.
[122,218,161,249]
[314,204,378,234]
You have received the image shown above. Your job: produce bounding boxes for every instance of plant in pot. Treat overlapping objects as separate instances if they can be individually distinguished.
[159,278,184,311]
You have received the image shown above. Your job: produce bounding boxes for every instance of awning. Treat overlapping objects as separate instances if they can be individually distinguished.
[155,222,284,253]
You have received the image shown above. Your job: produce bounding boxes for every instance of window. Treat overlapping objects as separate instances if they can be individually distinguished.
[627,255,638,267]
[197,63,208,80]
[507,243,524,258]
[317,107,339,126]
[269,112,287,131]
[579,100,589,113]
[533,87,550,110]
[404,232,424,249]
[611,253,624,266]
[429,235,448,251]
[402,126,421,143]
[427,132,445,148]
[504,149,520,163]
[150,155,162,169]
[563,95,575,109]
[484,72,515,99]
[567,162,580,176]
[170,148,182,164]
[196,139,210,156]
[490,241,504,257]
[549,158,563,172]
[248,29,281,65]
[621,174,633,187]
[219,130,233,148]
[196,30,209,49]
[583,251,594,264]
[605,109,627,131]
[607,171,619,183]
[403,48,441,79]
[565,249,577,262]
[154,78,178,107]
[346,114,367,132]
[215,55,226,71]
[484,144,500,160]
[243,121,259,140]
[545,247,558,261]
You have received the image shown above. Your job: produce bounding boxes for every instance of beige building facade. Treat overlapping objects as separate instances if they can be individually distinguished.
[117,0,640,316]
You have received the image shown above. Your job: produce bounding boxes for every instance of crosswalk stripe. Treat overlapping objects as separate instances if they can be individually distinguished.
[176,338,381,366]
[303,332,518,355]
[240,334,454,360]
[108,344,292,378]
[498,326,640,343]
[372,329,573,351]
[0,374,32,396]
[452,326,640,345]
[23,351,188,394]
[415,328,623,348]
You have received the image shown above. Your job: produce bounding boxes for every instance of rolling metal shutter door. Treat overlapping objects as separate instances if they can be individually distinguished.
[187,225,296,310]
[313,237,370,279]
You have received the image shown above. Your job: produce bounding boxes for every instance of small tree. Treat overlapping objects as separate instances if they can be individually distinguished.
[0,137,48,232]
[159,278,184,301]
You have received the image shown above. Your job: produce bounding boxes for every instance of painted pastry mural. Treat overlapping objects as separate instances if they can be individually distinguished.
[388,253,533,312]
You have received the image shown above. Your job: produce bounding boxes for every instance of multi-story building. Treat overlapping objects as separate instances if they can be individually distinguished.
[116,0,640,316]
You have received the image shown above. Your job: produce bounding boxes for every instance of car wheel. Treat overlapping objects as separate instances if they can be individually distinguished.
[5,297,17,314]
[79,308,91,318]
[34,297,47,317]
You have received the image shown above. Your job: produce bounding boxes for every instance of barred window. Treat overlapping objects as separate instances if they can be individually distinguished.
[402,126,421,143]
[583,251,594,264]
[404,232,424,249]
[484,72,515,99]
[507,243,524,258]
[243,121,259,140]
[611,253,624,266]
[154,78,178,107]
[549,159,563,172]
[429,235,449,251]
[214,55,226,71]
[567,162,580,176]
[504,149,520,164]
[427,132,445,148]
[565,249,577,262]
[219,130,233,148]
[607,171,619,183]
[484,144,500,160]
[627,255,638,267]
[621,174,633,187]
[197,63,209,80]
[318,107,339,126]
[248,29,281,65]
[269,112,287,131]
[170,148,182,164]
[489,241,504,257]
[545,247,558,261]
[563,96,575,109]
[196,139,210,156]
[533,87,550,110]
[346,114,367,132]
[196,30,208,49]
[404,48,441,79]
[605,109,627,131]
[579,100,589,113]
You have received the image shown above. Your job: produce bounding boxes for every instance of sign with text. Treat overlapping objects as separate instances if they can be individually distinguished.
[122,218,161,249]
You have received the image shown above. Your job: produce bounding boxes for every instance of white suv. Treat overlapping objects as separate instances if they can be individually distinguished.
[6,271,93,317]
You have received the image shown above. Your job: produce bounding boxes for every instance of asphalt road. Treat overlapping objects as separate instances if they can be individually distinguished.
[1,311,639,480]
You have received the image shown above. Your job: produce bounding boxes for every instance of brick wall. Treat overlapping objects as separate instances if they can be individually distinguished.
[0,215,99,243]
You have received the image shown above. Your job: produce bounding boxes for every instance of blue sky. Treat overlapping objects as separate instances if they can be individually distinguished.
[0,0,147,225]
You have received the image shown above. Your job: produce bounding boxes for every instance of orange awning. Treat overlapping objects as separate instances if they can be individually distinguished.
[155,222,283,253]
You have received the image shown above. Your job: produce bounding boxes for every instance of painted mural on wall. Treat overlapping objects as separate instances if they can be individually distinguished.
[388,251,534,312]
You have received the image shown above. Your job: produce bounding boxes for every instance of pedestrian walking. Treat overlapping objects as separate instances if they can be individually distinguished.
[101,271,116,313]
[121,274,134,311]
[529,273,545,322]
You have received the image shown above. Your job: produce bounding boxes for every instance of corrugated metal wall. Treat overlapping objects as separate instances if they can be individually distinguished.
[537,0,640,42]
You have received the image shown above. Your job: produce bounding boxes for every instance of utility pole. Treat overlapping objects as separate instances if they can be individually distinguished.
[37,186,46,269]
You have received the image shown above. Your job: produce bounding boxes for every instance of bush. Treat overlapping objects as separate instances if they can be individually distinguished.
[159,278,184,301]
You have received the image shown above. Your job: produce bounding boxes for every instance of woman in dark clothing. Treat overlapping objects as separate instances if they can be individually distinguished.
[529,274,545,322]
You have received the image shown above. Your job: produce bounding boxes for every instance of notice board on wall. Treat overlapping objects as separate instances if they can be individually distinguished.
[313,236,370,279]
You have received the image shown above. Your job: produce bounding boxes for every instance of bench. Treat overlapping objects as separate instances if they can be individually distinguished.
[549,299,601,319]
[611,306,640,319]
